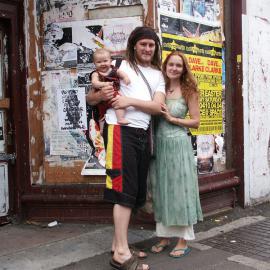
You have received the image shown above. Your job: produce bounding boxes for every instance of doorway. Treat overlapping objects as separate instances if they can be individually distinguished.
[0,20,16,224]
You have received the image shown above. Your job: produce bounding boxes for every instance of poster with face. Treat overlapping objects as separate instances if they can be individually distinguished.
[181,0,220,21]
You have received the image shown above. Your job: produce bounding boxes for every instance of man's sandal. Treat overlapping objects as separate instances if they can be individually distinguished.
[150,241,170,254]
[111,246,148,259]
[169,247,191,258]
[110,254,150,270]
[130,246,148,259]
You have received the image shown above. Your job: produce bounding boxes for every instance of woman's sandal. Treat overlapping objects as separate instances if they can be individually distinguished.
[169,247,191,258]
[150,241,170,254]
[111,246,147,259]
[110,254,150,270]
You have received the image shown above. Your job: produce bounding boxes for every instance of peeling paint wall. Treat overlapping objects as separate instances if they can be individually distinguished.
[243,0,270,204]
[25,0,148,184]
[25,0,45,184]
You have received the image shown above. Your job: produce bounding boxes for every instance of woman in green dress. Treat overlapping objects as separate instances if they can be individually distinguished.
[150,51,203,258]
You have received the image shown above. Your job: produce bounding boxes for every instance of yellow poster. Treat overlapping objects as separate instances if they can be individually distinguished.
[162,33,223,135]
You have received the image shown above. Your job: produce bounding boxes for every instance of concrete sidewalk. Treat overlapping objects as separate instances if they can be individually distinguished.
[0,223,154,270]
[0,203,270,270]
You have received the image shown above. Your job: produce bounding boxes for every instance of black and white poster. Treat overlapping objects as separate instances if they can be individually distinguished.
[0,163,8,216]
[44,22,103,70]
[158,0,177,12]
[78,70,91,87]
[43,18,142,70]
[42,16,143,175]
[0,111,4,152]
[57,88,87,131]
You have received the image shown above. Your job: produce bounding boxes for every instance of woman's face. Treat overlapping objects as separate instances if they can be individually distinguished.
[134,39,156,66]
[166,55,184,80]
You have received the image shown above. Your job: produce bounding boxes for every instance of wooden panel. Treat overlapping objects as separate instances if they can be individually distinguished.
[178,0,183,13]
[21,170,240,223]
[145,0,154,28]
[22,201,113,223]
[229,0,244,206]
[200,188,236,214]
[0,98,9,109]
[44,161,105,184]
[21,187,237,223]
[26,0,44,184]
[218,0,224,28]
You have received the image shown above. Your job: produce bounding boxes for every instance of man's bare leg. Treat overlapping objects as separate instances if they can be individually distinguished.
[112,204,149,269]
[113,204,132,262]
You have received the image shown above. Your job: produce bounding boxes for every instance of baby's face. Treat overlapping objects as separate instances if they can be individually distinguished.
[94,53,111,73]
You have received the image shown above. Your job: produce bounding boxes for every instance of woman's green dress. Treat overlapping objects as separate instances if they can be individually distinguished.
[150,97,203,226]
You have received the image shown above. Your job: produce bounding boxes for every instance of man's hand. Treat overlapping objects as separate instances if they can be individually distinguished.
[99,82,114,101]
[86,82,114,105]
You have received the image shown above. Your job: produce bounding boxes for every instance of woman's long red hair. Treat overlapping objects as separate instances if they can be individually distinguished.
[162,51,198,102]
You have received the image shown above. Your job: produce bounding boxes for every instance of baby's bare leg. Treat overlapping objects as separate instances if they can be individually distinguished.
[99,119,105,136]
[115,109,129,125]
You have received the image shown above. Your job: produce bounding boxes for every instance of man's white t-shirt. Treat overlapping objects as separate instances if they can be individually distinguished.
[105,60,165,130]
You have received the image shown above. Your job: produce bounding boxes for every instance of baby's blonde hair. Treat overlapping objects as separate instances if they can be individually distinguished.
[93,48,111,62]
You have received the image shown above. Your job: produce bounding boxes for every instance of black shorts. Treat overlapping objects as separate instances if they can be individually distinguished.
[103,124,150,209]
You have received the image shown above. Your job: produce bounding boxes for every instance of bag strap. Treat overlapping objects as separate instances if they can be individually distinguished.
[136,67,154,99]
[115,58,122,69]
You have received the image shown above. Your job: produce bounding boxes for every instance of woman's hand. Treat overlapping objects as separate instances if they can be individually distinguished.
[161,103,173,122]
[111,95,131,109]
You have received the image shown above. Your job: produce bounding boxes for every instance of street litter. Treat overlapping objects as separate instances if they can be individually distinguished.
[26,220,42,226]
[48,221,58,227]
[230,240,237,243]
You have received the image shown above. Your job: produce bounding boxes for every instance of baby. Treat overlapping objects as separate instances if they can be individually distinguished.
[91,48,130,128]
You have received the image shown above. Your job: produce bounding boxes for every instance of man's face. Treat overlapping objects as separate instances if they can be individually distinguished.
[134,39,156,66]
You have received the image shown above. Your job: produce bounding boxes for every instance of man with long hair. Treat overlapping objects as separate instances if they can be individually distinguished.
[87,26,165,270]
